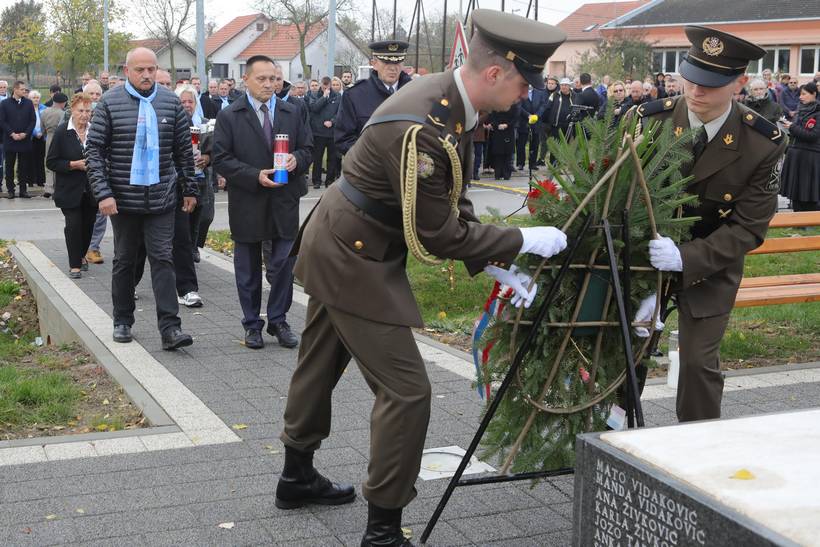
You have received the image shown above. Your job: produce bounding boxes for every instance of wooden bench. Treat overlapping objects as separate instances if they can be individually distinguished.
[735,211,820,307]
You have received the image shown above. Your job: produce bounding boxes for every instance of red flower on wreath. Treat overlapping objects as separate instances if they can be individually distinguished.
[806,118,817,130]
[527,179,560,214]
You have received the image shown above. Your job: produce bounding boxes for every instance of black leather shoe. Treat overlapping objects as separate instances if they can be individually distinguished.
[244,328,264,349]
[19,193,31,199]
[267,321,298,348]
[113,324,132,343]
[192,248,200,263]
[7,192,14,199]
[161,327,193,351]
[275,447,355,509]
[361,503,413,547]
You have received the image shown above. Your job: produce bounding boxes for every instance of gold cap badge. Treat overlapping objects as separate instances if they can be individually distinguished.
[702,36,724,56]
[388,43,399,52]
[723,193,732,202]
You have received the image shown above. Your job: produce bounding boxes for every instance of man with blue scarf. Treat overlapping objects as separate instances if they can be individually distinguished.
[86,47,199,351]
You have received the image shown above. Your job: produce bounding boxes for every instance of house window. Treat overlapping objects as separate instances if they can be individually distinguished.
[749,47,790,75]
[651,49,687,74]
[800,46,820,75]
[256,22,264,31]
[239,63,246,76]
[211,63,228,79]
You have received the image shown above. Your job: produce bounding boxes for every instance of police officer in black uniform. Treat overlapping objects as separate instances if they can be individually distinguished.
[333,40,413,155]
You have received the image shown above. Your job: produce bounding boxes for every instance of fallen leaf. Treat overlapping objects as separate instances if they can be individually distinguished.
[45,514,57,521]
[402,527,413,539]
[730,469,755,480]
[21,527,32,534]
[102,399,110,405]
[218,522,235,530]
[75,508,85,514]
[95,424,109,432]
[232,424,248,430]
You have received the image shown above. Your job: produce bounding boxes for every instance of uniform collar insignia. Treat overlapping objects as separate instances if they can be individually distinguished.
[674,126,683,138]
[723,133,734,145]
[455,122,462,135]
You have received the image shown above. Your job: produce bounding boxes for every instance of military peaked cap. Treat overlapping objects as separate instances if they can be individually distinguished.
[369,40,409,64]
[679,25,765,88]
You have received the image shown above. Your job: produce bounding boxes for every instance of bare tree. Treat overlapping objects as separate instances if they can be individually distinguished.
[139,0,195,78]
[255,0,351,79]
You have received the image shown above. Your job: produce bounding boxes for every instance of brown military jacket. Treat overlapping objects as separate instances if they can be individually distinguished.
[637,96,787,318]
[294,70,524,327]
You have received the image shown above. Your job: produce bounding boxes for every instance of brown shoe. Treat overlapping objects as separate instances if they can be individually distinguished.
[86,250,104,264]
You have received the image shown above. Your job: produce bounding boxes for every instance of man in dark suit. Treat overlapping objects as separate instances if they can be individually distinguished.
[192,75,218,119]
[577,72,600,121]
[515,85,548,171]
[212,80,233,112]
[0,81,36,198]
[213,55,313,350]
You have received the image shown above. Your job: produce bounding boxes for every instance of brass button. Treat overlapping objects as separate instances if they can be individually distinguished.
[746,113,754,121]
[723,193,732,202]
[354,240,364,250]
[665,99,672,107]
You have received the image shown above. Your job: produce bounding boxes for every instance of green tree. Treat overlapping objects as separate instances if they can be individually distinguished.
[0,0,47,82]
[577,30,654,82]
[138,0,195,79]
[49,0,131,84]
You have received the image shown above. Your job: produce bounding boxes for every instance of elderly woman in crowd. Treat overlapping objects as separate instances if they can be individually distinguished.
[745,78,783,124]
[46,93,95,278]
[781,81,820,213]
[29,89,48,188]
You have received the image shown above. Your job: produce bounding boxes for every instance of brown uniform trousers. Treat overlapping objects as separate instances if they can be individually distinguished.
[636,97,786,421]
[281,298,431,509]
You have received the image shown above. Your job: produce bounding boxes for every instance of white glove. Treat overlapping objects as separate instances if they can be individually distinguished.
[485,264,537,308]
[649,236,682,272]
[519,226,568,258]
[633,294,665,338]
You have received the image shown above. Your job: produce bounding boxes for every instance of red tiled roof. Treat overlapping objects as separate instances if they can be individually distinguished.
[206,13,266,56]
[236,21,327,61]
[557,1,648,41]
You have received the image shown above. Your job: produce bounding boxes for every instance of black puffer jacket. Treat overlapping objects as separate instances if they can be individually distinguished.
[86,84,197,214]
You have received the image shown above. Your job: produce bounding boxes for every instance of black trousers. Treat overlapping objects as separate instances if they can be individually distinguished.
[492,153,513,180]
[793,200,819,212]
[60,194,96,269]
[32,137,46,186]
[134,204,199,296]
[515,127,540,169]
[194,180,215,248]
[233,239,295,330]
[4,150,32,195]
[472,142,485,180]
[311,136,338,187]
[110,210,181,334]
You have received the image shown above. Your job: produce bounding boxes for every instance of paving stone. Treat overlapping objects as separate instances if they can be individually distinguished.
[449,513,522,543]
[262,512,335,542]
[141,521,273,547]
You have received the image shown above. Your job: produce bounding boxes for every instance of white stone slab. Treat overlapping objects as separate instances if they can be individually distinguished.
[418,445,495,481]
[601,408,820,546]
[140,432,195,451]
[44,442,98,461]
[92,436,148,456]
[0,446,48,466]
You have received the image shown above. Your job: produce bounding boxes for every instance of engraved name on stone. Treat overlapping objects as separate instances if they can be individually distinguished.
[591,457,707,547]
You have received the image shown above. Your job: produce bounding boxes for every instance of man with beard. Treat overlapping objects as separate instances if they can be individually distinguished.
[333,40,412,155]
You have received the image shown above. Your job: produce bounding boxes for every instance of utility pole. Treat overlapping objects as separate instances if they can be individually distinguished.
[327,0,337,77]
[393,0,397,39]
[196,0,206,82]
[441,0,448,71]
[103,0,109,72]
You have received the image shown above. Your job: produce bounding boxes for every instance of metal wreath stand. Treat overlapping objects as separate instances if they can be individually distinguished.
[421,134,666,544]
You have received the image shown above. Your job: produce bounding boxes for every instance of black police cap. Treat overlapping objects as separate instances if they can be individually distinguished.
[369,40,409,64]
[679,25,765,88]
[470,9,566,90]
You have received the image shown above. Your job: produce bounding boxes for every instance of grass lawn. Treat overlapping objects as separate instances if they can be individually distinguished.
[0,240,144,440]
[206,224,819,367]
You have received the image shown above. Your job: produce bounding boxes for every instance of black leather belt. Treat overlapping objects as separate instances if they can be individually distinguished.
[337,176,402,230]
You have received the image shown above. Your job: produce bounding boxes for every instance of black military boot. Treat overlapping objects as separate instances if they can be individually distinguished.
[361,503,414,547]
[275,446,356,509]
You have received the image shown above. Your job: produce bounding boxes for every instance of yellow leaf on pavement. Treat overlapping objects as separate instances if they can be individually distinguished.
[730,469,756,480]
[232,424,248,430]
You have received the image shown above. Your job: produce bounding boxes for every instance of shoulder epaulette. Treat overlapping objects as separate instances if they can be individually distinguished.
[636,97,677,118]
[741,109,785,144]
[427,98,451,129]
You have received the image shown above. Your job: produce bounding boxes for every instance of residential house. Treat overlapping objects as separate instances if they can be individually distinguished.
[552,1,649,77]
[600,0,820,82]
[206,14,368,82]
[127,39,198,80]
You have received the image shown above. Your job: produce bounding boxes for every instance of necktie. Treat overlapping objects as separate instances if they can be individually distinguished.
[260,103,272,151]
[692,125,708,163]
[387,86,394,96]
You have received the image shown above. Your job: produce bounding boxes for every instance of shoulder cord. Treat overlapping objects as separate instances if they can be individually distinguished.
[399,124,464,266]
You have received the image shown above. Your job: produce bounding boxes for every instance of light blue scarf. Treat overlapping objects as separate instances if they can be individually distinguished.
[124,81,160,186]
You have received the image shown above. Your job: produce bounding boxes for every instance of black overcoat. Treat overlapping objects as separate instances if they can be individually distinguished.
[212,94,313,243]
[0,96,36,152]
[46,121,93,209]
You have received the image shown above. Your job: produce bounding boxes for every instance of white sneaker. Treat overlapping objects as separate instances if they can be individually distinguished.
[178,291,203,308]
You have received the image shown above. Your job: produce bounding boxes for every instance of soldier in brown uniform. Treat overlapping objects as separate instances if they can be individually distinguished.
[275,10,568,546]
[633,26,787,423]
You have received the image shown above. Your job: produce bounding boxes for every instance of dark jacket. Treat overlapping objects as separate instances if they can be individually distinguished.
[781,101,820,203]
[200,93,219,119]
[46,121,92,209]
[778,87,800,117]
[787,101,820,152]
[333,70,413,155]
[577,86,601,120]
[277,81,310,125]
[518,88,548,130]
[488,106,518,155]
[307,90,342,138]
[85,84,198,214]
[544,90,575,132]
[744,95,783,125]
[212,94,233,113]
[213,94,313,242]
[0,96,36,152]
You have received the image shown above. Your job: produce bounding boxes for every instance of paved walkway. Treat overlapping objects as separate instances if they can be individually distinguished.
[2,239,818,546]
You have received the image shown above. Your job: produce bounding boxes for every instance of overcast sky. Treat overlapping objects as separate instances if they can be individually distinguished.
[0,0,618,37]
